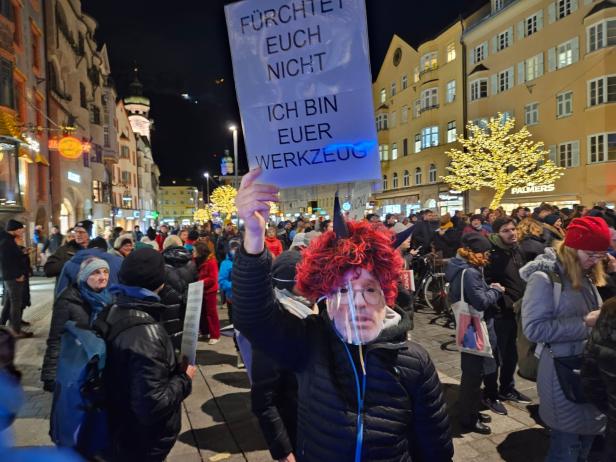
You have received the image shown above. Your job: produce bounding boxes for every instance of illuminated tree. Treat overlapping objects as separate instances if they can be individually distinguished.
[443,114,564,209]
[210,185,238,218]
[194,206,215,223]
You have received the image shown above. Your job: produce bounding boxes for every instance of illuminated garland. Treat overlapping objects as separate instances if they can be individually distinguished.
[442,113,565,209]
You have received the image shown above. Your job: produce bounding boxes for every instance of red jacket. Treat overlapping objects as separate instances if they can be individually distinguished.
[197,256,219,295]
[264,236,283,258]
[155,233,167,252]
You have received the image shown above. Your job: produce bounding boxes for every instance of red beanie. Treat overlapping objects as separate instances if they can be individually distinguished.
[564,217,611,251]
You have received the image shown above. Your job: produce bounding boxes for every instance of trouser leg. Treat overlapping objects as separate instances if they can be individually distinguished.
[495,316,518,393]
[3,280,23,332]
[459,352,484,425]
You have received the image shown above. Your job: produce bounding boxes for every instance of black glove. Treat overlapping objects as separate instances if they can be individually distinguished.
[43,380,55,393]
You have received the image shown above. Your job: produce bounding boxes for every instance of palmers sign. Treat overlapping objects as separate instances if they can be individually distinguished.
[510,184,556,195]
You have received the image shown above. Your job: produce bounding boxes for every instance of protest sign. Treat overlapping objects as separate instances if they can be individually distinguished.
[225,0,381,188]
[180,281,204,365]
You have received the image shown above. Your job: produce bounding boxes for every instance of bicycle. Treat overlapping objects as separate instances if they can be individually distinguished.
[413,253,451,315]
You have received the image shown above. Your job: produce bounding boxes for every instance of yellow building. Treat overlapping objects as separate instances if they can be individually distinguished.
[373,25,468,217]
[158,182,199,227]
[463,0,616,210]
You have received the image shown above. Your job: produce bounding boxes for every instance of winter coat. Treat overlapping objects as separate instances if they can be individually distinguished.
[162,246,198,300]
[233,249,453,462]
[218,254,234,300]
[433,228,461,259]
[55,248,122,297]
[411,220,438,254]
[42,233,63,254]
[104,286,192,461]
[519,235,546,263]
[0,231,27,281]
[265,236,284,258]
[140,236,160,251]
[41,285,91,385]
[542,223,564,246]
[197,257,218,295]
[44,241,85,278]
[155,233,168,252]
[582,300,616,460]
[520,248,605,435]
[484,234,526,318]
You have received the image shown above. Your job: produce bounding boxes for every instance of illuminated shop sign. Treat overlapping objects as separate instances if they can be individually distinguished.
[511,184,556,195]
[67,171,81,183]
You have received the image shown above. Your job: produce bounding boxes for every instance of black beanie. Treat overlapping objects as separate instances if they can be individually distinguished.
[544,214,561,226]
[461,233,492,253]
[271,250,302,291]
[6,219,24,231]
[119,247,165,291]
[88,237,108,251]
[74,220,93,235]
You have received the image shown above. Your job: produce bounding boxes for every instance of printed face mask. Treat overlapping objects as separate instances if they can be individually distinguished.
[326,268,387,345]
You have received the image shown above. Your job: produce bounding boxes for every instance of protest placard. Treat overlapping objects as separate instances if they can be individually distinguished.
[180,281,204,365]
[225,0,381,188]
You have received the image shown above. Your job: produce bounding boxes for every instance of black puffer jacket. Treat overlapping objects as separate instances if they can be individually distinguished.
[485,234,526,318]
[41,285,91,385]
[233,249,453,462]
[44,240,84,277]
[582,299,616,461]
[162,245,197,300]
[519,235,546,263]
[104,290,192,462]
[0,230,28,281]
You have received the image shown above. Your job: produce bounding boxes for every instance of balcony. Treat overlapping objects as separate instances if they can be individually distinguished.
[419,104,440,114]
[419,64,439,80]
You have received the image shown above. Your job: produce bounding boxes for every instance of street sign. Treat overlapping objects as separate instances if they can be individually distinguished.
[225,0,381,188]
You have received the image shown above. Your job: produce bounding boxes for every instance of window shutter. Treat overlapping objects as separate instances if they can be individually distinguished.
[491,36,498,53]
[517,61,525,84]
[571,0,578,12]
[483,41,489,59]
[491,74,498,95]
[537,52,544,77]
[583,0,593,4]
[517,20,525,40]
[548,47,557,72]
[469,49,475,65]
[548,2,556,23]
[548,144,557,163]
[571,141,580,167]
[507,26,514,45]
[507,67,514,89]
[537,10,544,30]
[571,36,579,63]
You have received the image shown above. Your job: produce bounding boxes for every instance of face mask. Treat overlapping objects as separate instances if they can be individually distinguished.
[326,272,387,345]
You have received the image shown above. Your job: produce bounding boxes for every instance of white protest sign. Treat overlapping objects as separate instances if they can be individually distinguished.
[225,0,381,188]
[180,281,204,365]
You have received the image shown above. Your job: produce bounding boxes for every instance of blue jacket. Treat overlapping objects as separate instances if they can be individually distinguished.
[218,254,234,299]
[56,248,123,297]
[445,256,501,313]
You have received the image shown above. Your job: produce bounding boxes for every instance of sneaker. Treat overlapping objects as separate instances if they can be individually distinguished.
[482,397,508,415]
[478,412,492,424]
[460,419,491,435]
[499,388,532,404]
[208,338,220,345]
[236,354,245,369]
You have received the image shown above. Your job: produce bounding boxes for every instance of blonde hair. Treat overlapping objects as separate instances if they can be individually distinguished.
[517,218,544,241]
[458,247,490,267]
[554,240,606,290]
[163,235,183,250]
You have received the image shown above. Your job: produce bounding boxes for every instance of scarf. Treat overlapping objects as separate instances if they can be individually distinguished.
[439,221,454,231]
[78,280,112,326]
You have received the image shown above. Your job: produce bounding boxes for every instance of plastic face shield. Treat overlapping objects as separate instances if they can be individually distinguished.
[326,273,387,345]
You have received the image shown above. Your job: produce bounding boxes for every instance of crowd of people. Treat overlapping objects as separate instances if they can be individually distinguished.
[0,172,615,461]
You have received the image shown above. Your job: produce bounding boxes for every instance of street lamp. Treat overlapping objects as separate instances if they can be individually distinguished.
[203,172,210,205]
[229,125,238,188]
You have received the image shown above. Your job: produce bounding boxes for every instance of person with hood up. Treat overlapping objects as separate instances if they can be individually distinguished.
[517,218,547,263]
[193,240,220,344]
[104,248,196,461]
[446,233,505,434]
[265,226,284,258]
[162,235,198,306]
[521,217,609,461]
[484,218,531,407]
[140,227,160,251]
[542,213,565,246]
[110,233,134,258]
[251,249,317,462]
[233,169,453,462]
[45,220,92,279]
[463,214,490,238]
[42,257,111,392]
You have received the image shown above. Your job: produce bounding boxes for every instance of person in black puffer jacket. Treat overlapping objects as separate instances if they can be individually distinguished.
[104,248,195,462]
[162,235,197,300]
[582,296,616,462]
[517,218,547,263]
[234,172,453,462]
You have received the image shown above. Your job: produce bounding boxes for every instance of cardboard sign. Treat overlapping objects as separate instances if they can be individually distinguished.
[225,0,381,188]
[180,281,204,365]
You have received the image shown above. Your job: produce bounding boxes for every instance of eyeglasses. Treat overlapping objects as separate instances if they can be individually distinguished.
[335,286,383,306]
[582,250,607,260]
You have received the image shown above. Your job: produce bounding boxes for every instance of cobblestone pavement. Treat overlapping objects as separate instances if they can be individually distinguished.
[11,278,597,461]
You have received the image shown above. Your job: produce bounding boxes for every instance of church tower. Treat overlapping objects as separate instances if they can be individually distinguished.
[124,67,152,141]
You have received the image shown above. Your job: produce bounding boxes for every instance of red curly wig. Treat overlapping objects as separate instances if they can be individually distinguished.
[295,221,402,306]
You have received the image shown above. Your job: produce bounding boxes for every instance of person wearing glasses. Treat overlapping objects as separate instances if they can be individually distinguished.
[521,217,610,462]
[232,169,453,462]
[44,220,92,284]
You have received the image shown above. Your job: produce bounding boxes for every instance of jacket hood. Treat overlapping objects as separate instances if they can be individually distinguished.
[162,245,192,267]
[70,247,106,264]
[489,233,511,251]
[445,255,472,282]
[519,247,558,282]
[109,283,160,302]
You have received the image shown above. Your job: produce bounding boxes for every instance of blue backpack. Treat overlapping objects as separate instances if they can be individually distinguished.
[50,314,152,457]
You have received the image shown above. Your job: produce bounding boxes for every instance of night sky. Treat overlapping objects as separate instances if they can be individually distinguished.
[82,0,487,184]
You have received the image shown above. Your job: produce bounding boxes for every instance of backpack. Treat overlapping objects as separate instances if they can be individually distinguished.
[513,270,562,381]
[50,310,153,457]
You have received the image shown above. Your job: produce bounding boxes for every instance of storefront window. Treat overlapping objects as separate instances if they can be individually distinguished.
[0,142,21,208]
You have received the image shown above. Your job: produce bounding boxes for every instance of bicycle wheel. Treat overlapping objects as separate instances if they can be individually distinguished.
[424,273,449,313]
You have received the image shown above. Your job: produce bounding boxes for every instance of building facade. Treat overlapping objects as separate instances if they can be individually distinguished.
[158,181,199,227]
[463,0,616,210]
[112,100,138,231]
